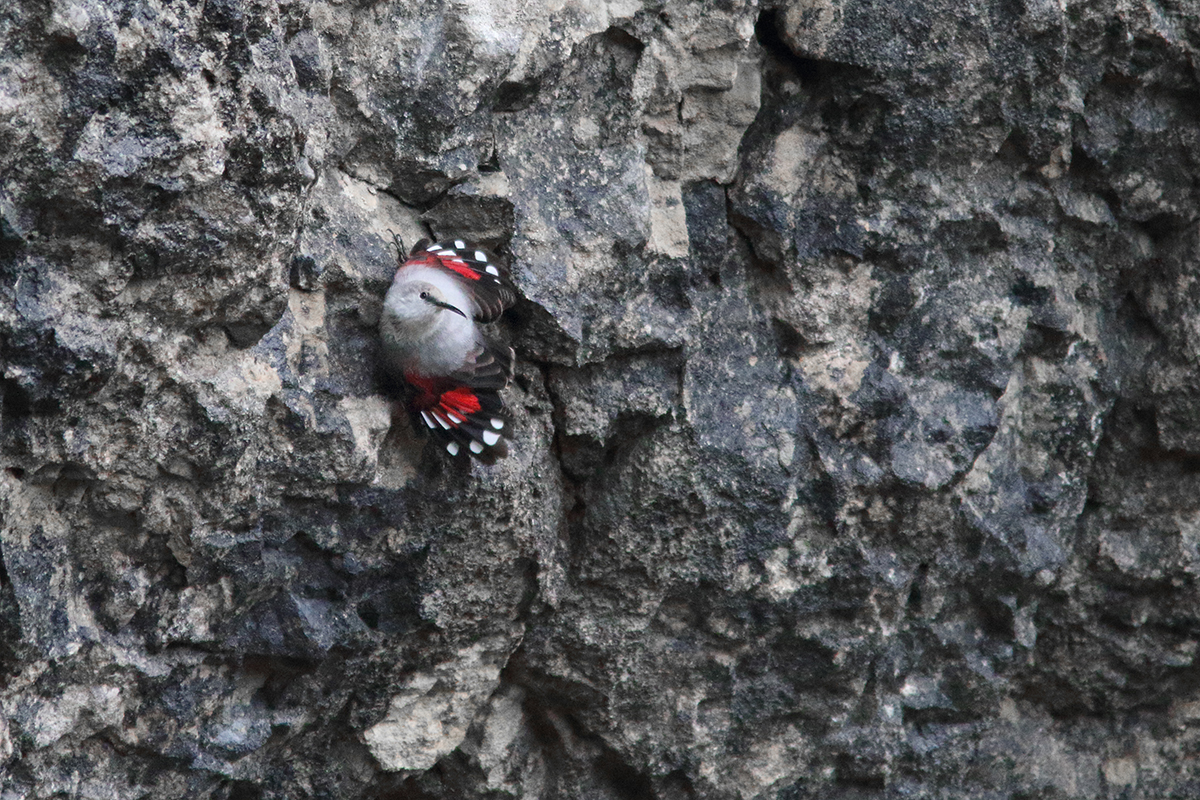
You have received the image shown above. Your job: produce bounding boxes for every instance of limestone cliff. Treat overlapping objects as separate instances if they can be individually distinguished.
[2,0,1200,797]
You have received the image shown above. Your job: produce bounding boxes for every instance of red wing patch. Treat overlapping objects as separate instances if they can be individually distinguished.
[434,252,484,282]
[404,374,509,462]
[438,386,483,417]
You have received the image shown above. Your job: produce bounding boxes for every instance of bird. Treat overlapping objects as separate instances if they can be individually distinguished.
[380,236,518,462]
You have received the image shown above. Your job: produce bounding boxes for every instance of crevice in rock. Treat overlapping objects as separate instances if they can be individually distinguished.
[489,655,659,800]
[0,550,23,688]
[753,8,825,85]
[492,79,541,113]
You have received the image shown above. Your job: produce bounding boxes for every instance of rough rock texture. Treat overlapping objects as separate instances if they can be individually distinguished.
[2,0,1200,796]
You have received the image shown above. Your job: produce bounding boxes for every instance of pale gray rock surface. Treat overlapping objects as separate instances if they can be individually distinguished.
[2,0,1200,797]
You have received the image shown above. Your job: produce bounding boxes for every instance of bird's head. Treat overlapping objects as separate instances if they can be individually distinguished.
[385,280,467,325]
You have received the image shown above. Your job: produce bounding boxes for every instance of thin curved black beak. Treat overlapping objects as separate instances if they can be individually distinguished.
[427,297,467,318]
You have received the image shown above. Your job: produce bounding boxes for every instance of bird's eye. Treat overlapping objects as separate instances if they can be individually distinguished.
[419,291,429,300]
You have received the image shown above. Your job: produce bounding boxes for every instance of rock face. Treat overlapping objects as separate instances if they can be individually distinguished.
[2,0,1200,796]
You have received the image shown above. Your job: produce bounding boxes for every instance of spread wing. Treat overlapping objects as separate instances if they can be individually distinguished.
[405,374,511,462]
[402,238,517,323]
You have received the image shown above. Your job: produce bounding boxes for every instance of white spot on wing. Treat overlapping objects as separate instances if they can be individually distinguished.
[455,239,465,249]
[475,250,486,262]
[447,411,464,424]
[482,430,500,446]
[470,440,484,454]
[420,411,437,429]
[432,410,452,429]
[490,419,504,430]
[446,442,460,456]
[426,243,439,251]
[485,265,500,276]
